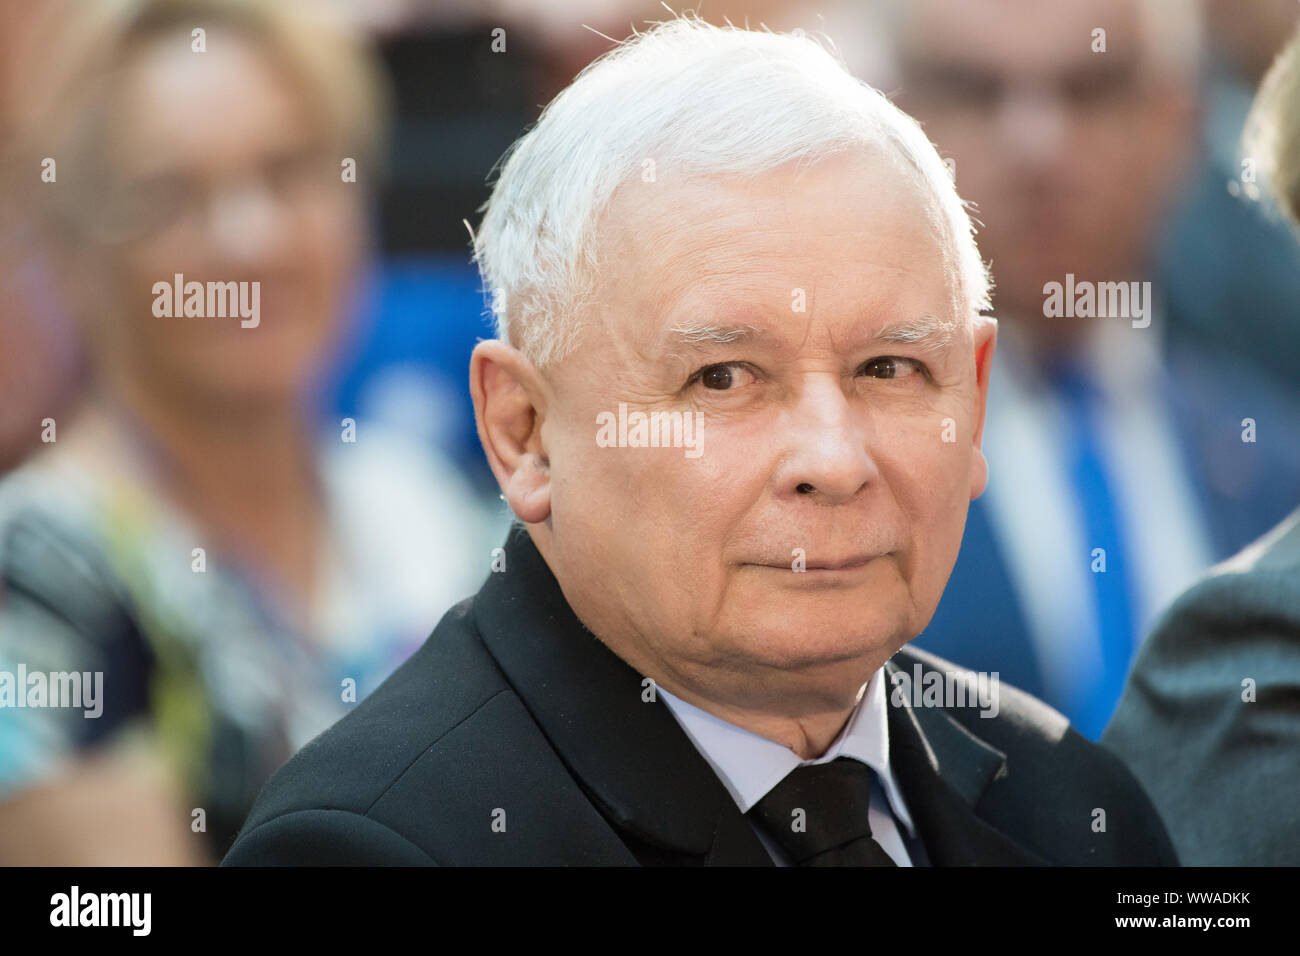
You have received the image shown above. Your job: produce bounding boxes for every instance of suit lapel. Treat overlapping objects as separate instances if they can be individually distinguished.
[473,524,1042,865]
[884,655,1048,865]
[472,524,771,865]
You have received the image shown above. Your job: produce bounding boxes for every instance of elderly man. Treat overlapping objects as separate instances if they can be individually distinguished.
[223,19,1175,866]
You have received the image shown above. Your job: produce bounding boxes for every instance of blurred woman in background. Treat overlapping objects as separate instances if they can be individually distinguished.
[0,0,499,863]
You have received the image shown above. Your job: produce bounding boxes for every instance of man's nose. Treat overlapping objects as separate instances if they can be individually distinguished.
[781,378,880,504]
[997,85,1068,168]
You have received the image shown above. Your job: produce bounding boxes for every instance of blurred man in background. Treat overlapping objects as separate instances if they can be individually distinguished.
[862,0,1300,738]
[0,0,500,864]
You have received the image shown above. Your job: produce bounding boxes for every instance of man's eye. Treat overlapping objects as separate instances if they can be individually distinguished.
[861,356,927,380]
[688,362,755,391]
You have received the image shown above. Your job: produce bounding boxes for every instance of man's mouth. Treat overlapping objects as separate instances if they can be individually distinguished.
[742,553,884,571]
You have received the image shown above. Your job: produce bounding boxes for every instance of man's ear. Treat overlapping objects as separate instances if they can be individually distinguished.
[470,340,552,524]
[969,316,997,501]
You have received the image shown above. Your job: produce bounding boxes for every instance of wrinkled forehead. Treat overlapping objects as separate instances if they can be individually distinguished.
[585,148,965,354]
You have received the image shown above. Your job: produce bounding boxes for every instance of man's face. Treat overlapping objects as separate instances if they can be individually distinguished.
[894,0,1196,325]
[534,149,995,713]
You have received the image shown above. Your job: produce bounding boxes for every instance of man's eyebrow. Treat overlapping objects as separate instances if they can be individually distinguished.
[663,322,768,349]
[867,315,962,354]
[660,315,962,354]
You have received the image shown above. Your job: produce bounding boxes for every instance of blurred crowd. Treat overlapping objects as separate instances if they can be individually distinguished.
[0,0,1296,863]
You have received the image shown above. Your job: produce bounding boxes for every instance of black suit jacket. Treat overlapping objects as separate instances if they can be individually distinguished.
[222,524,1178,866]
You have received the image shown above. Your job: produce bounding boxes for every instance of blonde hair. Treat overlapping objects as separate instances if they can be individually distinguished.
[1245,25,1300,227]
[7,0,388,239]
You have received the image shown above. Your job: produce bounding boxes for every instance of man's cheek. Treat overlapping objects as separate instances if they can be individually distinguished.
[897,445,969,539]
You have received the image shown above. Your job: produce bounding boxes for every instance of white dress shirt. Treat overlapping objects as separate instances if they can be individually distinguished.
[658,667,918,865]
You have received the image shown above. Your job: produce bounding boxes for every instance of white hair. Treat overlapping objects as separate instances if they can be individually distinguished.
[472,15,992,370]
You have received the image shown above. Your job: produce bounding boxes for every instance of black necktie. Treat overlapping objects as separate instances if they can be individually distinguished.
[748,757,898,866]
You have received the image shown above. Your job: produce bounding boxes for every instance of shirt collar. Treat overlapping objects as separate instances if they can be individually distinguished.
[658,667,916,836]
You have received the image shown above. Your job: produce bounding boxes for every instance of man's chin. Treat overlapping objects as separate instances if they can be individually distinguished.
[730,567,915,635]
[713,615,910,678]
[686,628,901,716]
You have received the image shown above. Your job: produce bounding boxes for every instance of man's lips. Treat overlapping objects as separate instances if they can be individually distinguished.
[741,553,885,571]
[804,555,876,571]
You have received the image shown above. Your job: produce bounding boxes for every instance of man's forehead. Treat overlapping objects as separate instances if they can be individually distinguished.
[600,148,929,252]
[589,150,960,362]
